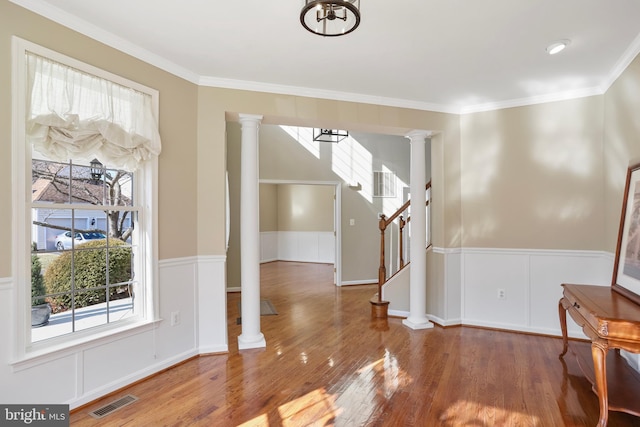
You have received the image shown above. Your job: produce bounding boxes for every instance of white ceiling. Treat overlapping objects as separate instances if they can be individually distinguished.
[12,0,640,113]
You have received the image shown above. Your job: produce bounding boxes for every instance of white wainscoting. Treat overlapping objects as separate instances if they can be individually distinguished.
[0,255,228,409]
[461,248,614,338]
[260,231,335,264]
[195,255,228,354]
[260,231,278,263]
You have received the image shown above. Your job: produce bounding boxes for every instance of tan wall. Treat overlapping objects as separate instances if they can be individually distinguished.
[227,122,422,284]
[277,184,334,232]
[0,2,198,277]
[604,55,640,253]
[199,87,462,265]
[260,184,278,232]
[460,97,605,250]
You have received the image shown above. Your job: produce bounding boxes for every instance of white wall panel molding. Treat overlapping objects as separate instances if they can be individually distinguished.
[460,247,614,339]
[0,256,208,409]
[195,255,228,354]
[158,256,201,268]
[432,246,462,255]
[0,277,11,291]
[262,231,335,264]
[71,348,198,408]
[260,231,278,263]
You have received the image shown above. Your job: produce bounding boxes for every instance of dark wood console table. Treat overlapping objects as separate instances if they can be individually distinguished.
[559,283,640,426]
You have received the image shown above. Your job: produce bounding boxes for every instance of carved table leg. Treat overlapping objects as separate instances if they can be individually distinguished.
[591,341,609,427]
[558,297,569,357]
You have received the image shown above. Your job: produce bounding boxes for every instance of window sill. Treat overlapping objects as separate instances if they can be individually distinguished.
[11,317,163,372]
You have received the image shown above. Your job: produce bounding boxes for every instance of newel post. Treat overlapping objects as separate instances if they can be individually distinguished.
[372,214,390,318]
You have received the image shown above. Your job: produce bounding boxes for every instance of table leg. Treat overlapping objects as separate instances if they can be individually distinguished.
[591,341,609,427]
[558,297,569,357]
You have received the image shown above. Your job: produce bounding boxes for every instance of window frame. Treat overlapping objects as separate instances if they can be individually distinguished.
[12,37,160,361]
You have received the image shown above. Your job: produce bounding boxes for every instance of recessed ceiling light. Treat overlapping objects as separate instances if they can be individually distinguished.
[546,39,571,55]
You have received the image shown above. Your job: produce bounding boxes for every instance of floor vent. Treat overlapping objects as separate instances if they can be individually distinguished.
[89,394,138,419]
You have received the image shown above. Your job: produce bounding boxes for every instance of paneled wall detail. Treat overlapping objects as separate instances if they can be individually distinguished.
[260,231,335,264]
[461,248,613,338]
[0,257,225,409]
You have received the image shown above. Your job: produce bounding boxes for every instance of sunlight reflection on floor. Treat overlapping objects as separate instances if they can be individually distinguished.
[237,388,340,427]
[439,399,541,426]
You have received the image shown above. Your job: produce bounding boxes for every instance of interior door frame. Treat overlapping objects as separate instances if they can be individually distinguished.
[259,179,342,286]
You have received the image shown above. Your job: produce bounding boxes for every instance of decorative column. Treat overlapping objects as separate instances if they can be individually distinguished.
[238,114,266,350]
[403,130,434,330]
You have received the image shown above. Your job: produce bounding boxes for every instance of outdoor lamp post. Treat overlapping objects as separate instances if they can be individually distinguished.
[90,158,103,183]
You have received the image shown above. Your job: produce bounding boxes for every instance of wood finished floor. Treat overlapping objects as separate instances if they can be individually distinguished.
[70,261,640,426]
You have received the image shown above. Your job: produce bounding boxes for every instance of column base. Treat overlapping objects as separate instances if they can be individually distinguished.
[238,333,266,350]
[402,317,434,330]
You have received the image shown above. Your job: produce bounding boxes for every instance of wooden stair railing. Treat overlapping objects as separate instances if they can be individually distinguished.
[370,181,431,318]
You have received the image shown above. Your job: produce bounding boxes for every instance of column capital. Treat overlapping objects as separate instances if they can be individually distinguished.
[238,113,263,125]
[405,130,433,142]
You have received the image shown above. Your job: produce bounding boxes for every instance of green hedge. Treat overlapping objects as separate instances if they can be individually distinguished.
[44,238,132,313]
[31,250,47,306]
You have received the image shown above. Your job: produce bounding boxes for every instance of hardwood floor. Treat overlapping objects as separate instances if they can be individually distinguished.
[70,261,640,426]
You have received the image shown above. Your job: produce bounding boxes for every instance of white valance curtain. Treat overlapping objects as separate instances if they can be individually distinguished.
[26,52,161,171]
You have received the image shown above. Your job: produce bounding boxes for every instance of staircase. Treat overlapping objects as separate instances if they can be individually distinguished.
[370,182,431,318]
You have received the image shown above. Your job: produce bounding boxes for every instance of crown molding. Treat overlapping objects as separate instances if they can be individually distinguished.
[601,31,640,92]
[10,0,640,116]
[460,85,604,114]
[9,0,200,85]
[198,75,459,114]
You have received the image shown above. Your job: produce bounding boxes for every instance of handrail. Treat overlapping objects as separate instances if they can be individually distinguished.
[381,181,431,228]
[375,181,431,304]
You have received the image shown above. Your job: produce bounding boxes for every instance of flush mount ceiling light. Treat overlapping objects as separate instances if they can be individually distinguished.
[300,0,361,37]
[313,128,349,143]
[546,39,571,55]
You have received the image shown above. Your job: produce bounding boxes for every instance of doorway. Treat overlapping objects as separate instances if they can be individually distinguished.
[259,180,342,286]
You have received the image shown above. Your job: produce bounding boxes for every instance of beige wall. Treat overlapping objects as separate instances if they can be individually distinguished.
[604,55,640,253]
[199,87,461,264]
[260,184,278,232]
[261,183,335,233]
[460,97,605,250]
[277,185,334,232]
[0,1,199,277]
[223,103,457,286]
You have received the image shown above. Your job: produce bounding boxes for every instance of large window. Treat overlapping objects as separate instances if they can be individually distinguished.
[13,38,161,352]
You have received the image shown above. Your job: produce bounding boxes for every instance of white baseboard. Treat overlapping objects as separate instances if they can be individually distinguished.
[388,309,409,318]
[428,314,461,327]
[341,279,377,286]
[198,345,229,355]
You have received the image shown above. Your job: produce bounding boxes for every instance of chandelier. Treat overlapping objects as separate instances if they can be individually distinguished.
[313,129,349,143]
[300,0,361,37]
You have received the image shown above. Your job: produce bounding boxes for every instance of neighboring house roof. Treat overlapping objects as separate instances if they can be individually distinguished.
[32,177,131,205]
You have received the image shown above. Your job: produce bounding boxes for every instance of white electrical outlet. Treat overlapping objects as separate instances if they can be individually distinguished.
[170,311,180,326]
[497,289,506,299]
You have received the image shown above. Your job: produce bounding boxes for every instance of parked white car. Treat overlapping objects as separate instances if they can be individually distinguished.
[54,231,106,250]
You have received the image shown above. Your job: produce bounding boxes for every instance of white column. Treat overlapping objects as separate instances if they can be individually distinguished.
[403,130,434,330]
[238,114,266,350]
